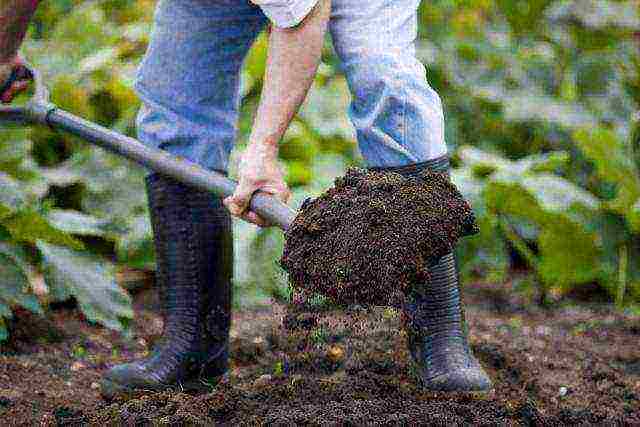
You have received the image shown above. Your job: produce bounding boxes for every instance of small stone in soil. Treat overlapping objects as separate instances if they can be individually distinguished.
[327,345,345,363]
[253,374,272,387]
[70,361,85,371]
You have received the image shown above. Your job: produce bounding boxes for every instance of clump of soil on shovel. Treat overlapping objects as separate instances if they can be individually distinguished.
[281,167,478,307]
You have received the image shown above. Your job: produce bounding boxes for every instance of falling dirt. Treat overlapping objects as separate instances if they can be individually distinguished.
[281,167,478,307]
[1,283,638,425]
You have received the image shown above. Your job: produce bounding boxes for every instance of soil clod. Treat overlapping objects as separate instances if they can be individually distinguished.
[281,167,478,307]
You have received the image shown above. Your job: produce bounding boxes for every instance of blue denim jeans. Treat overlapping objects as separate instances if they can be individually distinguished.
[135,0,447,172]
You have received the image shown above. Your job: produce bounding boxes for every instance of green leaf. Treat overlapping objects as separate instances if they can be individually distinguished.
[0,172,26,219]
[573,128,635,184]
[488,170,599,222]
[459,147,572,178]
[629,199,640,233]
[37,241,133,331]
[503,93,598,129]
[46,209,109,237]
[513,151,570,174]
[243,31,268,83]
[0,302,11,318]
[484,175,602,291]
[484,178,546,224]
[0,137,36,180]
[452,167,485,209]
[537,218,602,290]
[78,47,118,74]
[280,121,321,163]
[0,253,44,315]
[457,214,509,284]
[520,174,600,213]
[39,161,84,187]
[547,0,640,30]
[285,160,314,187]
[573,127,640,217]
[115,214,155,270]
[50,4,117,61]
[458,145,511,176]
[0,242,31,273]
[0,319,7,342]
[67,150,148,219]
[4,208,84,250]
[248,225,288,304]
[299,76,355,141]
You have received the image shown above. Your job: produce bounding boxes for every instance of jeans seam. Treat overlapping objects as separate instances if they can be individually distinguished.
[401,78,408,152]
[399,60,409,155]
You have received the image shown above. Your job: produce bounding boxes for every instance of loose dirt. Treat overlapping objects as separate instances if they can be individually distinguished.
[281,168,478,307]
[1,283,638,425]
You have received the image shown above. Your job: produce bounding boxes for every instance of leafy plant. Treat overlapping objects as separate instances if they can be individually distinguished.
[417,0,639,305]
[454,147,600,300]
[0,160,133,339]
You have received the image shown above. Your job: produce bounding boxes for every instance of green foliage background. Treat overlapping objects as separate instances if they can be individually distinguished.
[0,0,638,338]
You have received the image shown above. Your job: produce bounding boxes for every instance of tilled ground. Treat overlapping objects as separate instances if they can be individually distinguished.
[1,284,639,425]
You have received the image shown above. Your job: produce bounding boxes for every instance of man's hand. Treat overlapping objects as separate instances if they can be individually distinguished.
[1,1,42,102]
[224,0,330,227]
[224,142,292,227]
[0,56,30,103]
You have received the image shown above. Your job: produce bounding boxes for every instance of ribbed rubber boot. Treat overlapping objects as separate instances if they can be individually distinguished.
[100,173,233,399]
[372,155,493,393]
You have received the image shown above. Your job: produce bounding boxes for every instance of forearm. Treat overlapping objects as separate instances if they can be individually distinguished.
[250,0,331,150]
[0,0,39,62]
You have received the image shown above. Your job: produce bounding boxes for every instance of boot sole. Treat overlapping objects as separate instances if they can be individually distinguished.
[418,377,495,397]
[411,365,495,397]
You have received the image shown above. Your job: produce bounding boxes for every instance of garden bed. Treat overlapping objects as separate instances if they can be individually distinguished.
[0,283,638,425]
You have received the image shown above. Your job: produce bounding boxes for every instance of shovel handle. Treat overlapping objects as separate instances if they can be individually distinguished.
[0,65,297,231]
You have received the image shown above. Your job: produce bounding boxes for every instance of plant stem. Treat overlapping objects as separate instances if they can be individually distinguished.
[497,216,546,304]
[616,243,628,309]
[498,216,538,268]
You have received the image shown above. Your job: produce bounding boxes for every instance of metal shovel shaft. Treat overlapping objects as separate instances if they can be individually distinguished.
[3,105,296,230]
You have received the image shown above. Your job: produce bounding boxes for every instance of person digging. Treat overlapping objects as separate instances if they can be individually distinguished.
[1,0,492,399]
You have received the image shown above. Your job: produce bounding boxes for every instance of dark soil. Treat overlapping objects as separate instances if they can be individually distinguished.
[281,168,478,307]
[1,283,639,425]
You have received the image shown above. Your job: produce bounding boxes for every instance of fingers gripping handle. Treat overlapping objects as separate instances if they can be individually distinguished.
[248,191,297,230]
[0,66,30,98]
[0,63,54,125]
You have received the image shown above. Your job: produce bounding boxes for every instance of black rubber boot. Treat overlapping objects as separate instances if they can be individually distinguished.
[100,173,233,399]
[373,155,493,393]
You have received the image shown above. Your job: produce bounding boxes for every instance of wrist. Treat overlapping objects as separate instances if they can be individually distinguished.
[248,133,280,154]
[246,138,279,160]
[0,62,13,83]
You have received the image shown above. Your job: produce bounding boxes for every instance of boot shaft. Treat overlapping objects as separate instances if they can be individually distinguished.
[100,174,234,398]
[145,173,233,360]
[370,156,489,390]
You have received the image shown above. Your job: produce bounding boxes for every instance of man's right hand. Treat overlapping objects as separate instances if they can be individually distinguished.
[0,56,30,104]
[223,141,291,227]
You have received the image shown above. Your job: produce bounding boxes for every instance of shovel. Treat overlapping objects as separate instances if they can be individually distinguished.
[0,65,296,230]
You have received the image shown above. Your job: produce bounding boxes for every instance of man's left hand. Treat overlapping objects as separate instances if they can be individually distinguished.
[223,142,291,227]
[0,55,30,103]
